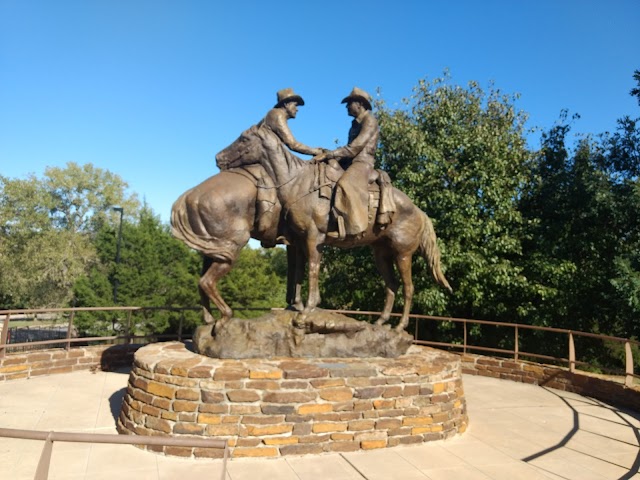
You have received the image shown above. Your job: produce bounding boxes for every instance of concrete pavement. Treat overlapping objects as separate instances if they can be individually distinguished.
[0,366,638,479]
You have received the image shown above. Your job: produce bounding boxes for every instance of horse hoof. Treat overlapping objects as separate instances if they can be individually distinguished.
[286,302,305,312]
[293,312,308,329]
[202,309,216,325]
[214,317,230,334]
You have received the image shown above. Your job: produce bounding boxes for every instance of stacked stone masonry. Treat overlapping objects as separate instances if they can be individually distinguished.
[117,342,468,458]
[0,344,137,381]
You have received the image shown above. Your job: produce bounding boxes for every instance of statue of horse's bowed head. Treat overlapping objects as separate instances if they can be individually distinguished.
[172,125,451,332]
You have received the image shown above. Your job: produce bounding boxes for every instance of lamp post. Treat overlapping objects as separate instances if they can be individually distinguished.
[112,207,124,305]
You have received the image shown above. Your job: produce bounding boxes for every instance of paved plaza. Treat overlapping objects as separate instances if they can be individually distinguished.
[0,366,638,479]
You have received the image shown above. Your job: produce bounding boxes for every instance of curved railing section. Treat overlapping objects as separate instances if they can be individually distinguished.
[1,306,637,387]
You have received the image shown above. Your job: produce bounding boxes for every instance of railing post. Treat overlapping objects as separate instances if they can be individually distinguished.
[514,325,519,361]
[126,310,133,345]
[221,443,229,480]
[66,311,75,351]
[625,341,634,388]
[463,320,467,354]
[569,332,576,373]
[34,432,54,480]
[0,313,10,358]
[178,312,184,342]
[414,316,418,342]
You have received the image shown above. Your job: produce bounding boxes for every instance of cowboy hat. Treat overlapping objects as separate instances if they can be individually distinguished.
[341,87,372,110]
[275,88,305,108]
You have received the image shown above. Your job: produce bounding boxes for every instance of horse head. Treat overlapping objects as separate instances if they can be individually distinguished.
[215,126,265,171]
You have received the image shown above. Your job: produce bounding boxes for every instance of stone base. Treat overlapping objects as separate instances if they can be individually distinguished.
[194,309,414,358]
[117,342,468,458]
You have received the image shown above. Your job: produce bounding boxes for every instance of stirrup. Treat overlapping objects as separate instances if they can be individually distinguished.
[327,216,346,240]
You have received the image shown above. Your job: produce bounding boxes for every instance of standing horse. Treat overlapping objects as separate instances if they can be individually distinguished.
[214,125,452,331]
[171,169,273,324]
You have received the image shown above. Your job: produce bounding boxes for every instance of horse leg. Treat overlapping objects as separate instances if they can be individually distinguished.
[199,256,215,324]
[199,259,234,326]
[286,245,305,312]
[304,235,323,310]
[373,247,399,326]
[395,253,415,331]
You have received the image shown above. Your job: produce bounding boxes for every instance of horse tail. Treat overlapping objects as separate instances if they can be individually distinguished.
[418,211,453,293]
[170,191,235,263]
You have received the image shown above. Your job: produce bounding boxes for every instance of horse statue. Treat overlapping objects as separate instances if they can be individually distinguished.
[172,124,451,332]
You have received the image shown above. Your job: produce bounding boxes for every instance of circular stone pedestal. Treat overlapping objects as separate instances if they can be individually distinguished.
[117,342,468,458]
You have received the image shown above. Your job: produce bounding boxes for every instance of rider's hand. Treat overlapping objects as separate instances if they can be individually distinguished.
[311,152,328,164]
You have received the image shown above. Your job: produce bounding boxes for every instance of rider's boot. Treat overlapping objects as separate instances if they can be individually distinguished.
[326,215,346,240]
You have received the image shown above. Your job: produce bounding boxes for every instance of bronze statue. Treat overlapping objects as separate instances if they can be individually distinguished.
[312,87,390,239]
[259,88,322,157]
[212,126,451,330]
[171,87,451,334]
[248,88,322,247]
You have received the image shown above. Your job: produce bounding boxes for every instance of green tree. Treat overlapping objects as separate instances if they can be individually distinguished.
[218,246,288,317]
[73,205,201,336]
[519,71,640,364]
[321,75,536,328]
[0,162,139,308]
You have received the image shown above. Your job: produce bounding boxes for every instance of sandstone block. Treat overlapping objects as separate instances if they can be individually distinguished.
[230,405,261,414]
[263,391,316,403]
[249,369,282,379]
[213,368,248,381]
[206,424,240,436]
[247,424,292,436]
[172,400,198,413]
[403,417,433,426]
[325,441,360,452]
[361,439,387,449]
[232,447,278,458]
[319,388,353,402]
[227,389,260,402]
[197,413,222,425]
[176,388,200,401]
[310,378,345,388]
[348,420,375,431]
[297,404,332,415]
[313,422,347,433]
[241,415,286,425]
[147,381,176,399]
[279,444,323,456]
[263,436,299,445]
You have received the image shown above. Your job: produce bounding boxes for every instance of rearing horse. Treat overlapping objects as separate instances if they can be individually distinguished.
[214,125,452,331]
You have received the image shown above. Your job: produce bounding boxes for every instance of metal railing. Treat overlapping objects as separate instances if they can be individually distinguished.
[0,427,228,480]
[1,306,638,387]
[0,305,274,356]
[319,308,639,389]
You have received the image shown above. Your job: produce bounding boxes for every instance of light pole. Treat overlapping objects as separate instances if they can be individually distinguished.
[112,207,124,305]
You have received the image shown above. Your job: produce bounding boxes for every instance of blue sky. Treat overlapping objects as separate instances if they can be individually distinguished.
[1,0,638,223]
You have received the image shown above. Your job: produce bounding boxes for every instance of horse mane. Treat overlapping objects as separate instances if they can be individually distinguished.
[253,125,309,181]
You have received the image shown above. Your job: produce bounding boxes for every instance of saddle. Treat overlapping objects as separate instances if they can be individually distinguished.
[314,159,396,229]
[225,159,396,246]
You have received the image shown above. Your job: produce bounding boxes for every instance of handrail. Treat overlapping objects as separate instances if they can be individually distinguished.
[0,305,271,357]
[0,427,228,480]
[318,308,637,387]
[1,305,637,387]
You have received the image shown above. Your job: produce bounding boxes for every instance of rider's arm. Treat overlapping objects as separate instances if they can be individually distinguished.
[328,114,377,160]
[267,109,321,156]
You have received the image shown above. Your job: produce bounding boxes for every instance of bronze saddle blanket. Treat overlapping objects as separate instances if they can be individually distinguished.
[226,161,396,236]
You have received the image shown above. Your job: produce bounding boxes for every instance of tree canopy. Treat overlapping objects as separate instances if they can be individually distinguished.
[1,71,639,372]
[0,162,139,308]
